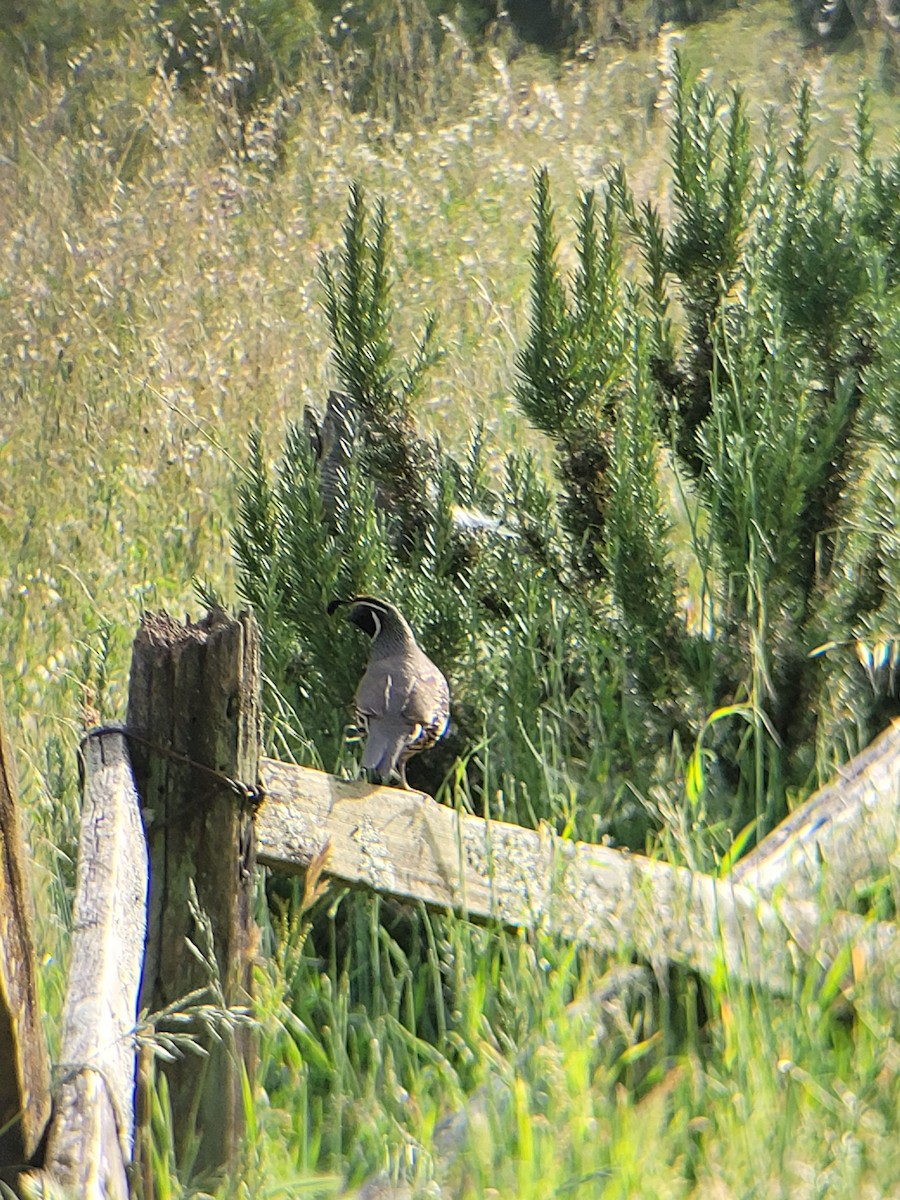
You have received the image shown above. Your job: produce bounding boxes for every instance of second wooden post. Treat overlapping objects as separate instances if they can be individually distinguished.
[127,608,261,1181]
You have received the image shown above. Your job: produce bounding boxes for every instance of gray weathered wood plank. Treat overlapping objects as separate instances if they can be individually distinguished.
[256,760,900,1010]
[40,730,148,1200]
[733,719,900,905]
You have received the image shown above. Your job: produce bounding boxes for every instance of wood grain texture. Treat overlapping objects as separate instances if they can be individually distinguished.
[41,730,148,1200]
[127,608,260,1180]
[0,685,51,1175]
[734,720,900,905]
[256,759,900,1010]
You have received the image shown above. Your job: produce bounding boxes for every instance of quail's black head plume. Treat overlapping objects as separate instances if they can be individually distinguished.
[329,596,450,790]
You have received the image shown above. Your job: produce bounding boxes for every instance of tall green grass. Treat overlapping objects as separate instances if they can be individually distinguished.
[1,5,899,1196]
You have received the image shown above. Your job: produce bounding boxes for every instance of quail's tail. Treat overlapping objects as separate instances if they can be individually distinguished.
[362,719,411,783]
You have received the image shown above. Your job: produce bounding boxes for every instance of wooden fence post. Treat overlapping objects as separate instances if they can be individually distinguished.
[126,608,260,1181]
[0,685,51,1180]
[39,729,149,1200]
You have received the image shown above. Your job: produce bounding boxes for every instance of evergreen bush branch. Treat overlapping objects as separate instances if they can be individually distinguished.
[318,183,444,552]
[515,167,576,438]
[659,58,752,474]
[515,168,632,582]
[605,321,676,654]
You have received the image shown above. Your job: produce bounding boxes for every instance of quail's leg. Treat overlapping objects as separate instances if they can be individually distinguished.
[398,760,410,790]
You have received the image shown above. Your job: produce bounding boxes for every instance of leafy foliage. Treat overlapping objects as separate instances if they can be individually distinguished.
[236,61,900,855]
[515,57,900,834]
[235,183,632,833]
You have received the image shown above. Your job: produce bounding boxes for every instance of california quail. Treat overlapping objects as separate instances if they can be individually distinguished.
[328,596,450,789]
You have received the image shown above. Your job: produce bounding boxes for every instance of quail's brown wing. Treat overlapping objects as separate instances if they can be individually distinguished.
[400,655,450,748]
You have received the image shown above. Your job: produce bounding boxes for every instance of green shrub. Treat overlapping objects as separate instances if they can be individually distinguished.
[234,181,631,835]
[516,60,900,835]
[234,59,900,862]
[152,0,319,100]
[232,95,900,1184]
[318,0,482,126]
[151,0,482,131]
[150,0,320,161]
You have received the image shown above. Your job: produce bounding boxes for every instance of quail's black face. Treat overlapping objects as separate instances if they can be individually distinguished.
[347,602,381,639]
[327,596,393,640]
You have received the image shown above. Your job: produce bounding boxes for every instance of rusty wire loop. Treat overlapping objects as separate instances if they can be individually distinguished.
[79,723,265,807]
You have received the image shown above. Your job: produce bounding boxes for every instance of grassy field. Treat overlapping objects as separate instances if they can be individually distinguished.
[2,2,900,1195]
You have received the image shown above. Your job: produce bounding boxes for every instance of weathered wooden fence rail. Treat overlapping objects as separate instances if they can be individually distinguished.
[255,750,900,1009]
[733,720,900,907]
[1,608,899,1198]
[41,731,147,1200]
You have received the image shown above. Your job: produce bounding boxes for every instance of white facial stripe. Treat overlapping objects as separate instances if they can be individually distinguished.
[370,610,381,640]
